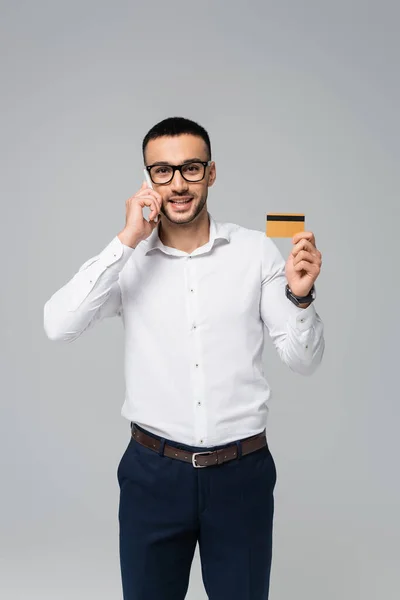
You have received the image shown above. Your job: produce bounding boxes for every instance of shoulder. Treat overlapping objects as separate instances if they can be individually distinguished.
[216,219,285,275]
[215,219,275,251]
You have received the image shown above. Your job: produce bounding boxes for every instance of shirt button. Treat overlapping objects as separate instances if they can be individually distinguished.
[193,325,197,330]
[197,401,201,406]
[305,345,309,349]
[190,289,194,292]
[200,440,203,444]
[300,318,305,323]
[195,364,199,368]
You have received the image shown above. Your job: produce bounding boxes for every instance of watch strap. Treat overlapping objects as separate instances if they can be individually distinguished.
[285,284,316,306]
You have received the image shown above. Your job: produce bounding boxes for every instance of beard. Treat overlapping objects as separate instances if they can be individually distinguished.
[161,191,208,225]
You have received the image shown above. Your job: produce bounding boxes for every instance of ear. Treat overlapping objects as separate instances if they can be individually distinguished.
[207,161,216,187]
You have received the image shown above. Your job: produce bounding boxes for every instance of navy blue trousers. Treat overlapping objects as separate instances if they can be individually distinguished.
[117,423,277,599]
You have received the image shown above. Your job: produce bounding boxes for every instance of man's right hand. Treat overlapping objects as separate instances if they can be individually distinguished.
[118,181,162,248]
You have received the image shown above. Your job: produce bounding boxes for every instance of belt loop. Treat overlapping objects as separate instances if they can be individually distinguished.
[158,438,166,457]
[235,440,243,460]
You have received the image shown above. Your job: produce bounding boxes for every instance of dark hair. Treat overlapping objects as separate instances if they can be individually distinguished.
[142,117,211,162]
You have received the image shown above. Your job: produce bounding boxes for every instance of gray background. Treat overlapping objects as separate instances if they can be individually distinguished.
[1,1,399,598]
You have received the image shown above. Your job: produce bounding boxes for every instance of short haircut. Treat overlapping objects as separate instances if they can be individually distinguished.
[142,116,211,162]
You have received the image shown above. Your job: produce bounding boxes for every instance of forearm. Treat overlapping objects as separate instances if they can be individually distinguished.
[44,236,133,342]
[260,235,325,375]
[275,303,325,375]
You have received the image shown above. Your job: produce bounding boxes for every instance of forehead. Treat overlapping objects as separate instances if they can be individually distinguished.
[145,134,208,164]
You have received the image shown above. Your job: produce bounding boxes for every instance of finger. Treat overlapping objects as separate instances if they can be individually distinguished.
[136,187,162,204]
[294,260,320,276]
[134,193,159,206]
[137,193,162,218]
[136,195,161,222]
[293,250,315,266]
[294,247,322,267]
[134,194,154,204]
[292,239,317,257]
[148,196,161,219]
[150,218,159,230]
[292,231,316,248]
[150,202,161,221]
[135,196,159,213]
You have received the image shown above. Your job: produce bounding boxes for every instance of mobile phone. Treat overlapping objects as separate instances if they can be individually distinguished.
[143,168,159,222]
[143,168,153,189]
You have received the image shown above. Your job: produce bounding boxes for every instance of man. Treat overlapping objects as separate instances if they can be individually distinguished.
[44,116,324,599]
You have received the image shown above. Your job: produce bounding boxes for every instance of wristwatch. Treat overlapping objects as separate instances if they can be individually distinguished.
[285,283,316,307]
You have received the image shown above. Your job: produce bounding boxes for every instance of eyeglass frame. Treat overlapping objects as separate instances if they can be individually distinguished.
[145,160,212,185]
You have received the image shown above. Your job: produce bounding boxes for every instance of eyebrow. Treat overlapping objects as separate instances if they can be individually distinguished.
[149,157,206,166]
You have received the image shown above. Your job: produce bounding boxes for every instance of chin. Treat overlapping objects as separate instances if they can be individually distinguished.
[165,202,204,224]
[168,213,197,225]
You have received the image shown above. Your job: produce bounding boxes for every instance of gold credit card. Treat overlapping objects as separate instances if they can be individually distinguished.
[266,213,305,238]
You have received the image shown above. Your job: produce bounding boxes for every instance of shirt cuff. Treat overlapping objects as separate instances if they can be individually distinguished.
[288,300,318,332]
[98,235,134,267]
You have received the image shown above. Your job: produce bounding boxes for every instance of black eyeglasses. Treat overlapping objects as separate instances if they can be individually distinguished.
[145,161,211,185]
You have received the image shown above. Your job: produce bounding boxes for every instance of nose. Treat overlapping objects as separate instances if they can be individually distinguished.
[171,169,189,192]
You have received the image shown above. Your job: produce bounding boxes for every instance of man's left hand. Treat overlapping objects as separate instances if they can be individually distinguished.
[285,231,322,297]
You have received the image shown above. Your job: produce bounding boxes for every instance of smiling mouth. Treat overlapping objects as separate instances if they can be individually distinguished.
[169,197,193,207]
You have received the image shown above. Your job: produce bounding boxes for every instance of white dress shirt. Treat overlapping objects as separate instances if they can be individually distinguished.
[44,213,324,446]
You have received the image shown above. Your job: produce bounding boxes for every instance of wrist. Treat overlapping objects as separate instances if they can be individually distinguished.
[285,283,316,308]
[117,229,143,249]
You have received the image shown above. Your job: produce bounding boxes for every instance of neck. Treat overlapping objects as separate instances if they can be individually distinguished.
[158,208,210,253]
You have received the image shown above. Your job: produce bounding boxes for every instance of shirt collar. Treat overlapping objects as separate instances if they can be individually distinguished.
[144,212,231,256]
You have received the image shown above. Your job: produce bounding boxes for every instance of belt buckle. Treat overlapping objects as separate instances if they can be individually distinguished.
[192,451,213,468]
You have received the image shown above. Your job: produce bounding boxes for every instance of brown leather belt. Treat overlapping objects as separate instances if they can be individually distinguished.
[131,425,267,468]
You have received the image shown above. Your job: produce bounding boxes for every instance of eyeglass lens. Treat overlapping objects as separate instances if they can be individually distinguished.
[150,162,205,184]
